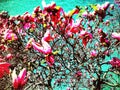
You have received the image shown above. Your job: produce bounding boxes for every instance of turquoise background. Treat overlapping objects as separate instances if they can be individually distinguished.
[0,0,114,16]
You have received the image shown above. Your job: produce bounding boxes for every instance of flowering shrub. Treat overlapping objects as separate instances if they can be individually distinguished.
[0,0,120,90]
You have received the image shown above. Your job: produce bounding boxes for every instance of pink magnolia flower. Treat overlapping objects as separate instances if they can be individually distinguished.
[64,13,74,25]
[112,32,120,41]
[43,30,53,42]
[4,30,18,41]
[69,19,83,34]
[32,38,52,54]
[45,54,54,67]
[42,1,64,27]
[26,38,54,67]
[65,19,83,37]
[90,50,97,57]
[12,68,27,90]
[79,30,93,47]
[0,62,11,78]
[109,57,120,68]
[32,40,54,67]
[51,6,64,26]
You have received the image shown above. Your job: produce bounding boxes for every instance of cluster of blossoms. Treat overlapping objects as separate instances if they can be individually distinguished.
[0,0,120,90]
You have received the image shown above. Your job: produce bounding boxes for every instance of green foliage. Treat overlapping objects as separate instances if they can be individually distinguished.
[77,6,86,16]
[90,4,98,11]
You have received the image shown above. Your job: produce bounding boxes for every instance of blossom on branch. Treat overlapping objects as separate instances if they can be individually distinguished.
[12,68,27,90]
[79,30,92,47]
[3,30,18,41]
[32,38,52,54]
[43,30,54,42]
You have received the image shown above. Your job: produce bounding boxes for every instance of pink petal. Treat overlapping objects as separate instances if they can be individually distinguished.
[112,32,120,41]
[18,68,26,80]
[18,68,27,86]
[41,39,52,54]
[12,69,19,89]
[102,2,110,11]
[43,30,53,42]
[32,42,46,54]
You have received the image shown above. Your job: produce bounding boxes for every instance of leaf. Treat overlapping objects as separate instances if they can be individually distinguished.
[29,28,34,32]
[41,59,46,64]
[55,6,61,10]
[43,23,47,28]
[52,50,60,55]
[90,4,97,11]
[69,9,75,16]
[78,7,85,16]
[8,40,12,43]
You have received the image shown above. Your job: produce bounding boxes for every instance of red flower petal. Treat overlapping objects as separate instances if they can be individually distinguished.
[46,55,54,67]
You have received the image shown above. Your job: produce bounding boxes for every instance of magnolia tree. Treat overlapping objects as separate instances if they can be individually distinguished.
[0,1,120,90]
